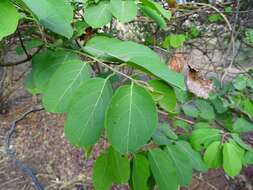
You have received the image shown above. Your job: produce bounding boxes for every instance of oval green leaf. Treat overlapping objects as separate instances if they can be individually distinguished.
[204,141,223,168]
[85,1,112,28]
[92,147,130,190]
[106,83,158,154]
[110,0,138,23]
[64,78,113,148]
[223,141,243,177]
[148,148,178,190]
[165,145,193,186]
[132,154,150,190]
[0,0,19,41]
[43,60,91,113]
[31,50,79,92]
[23,0,74,38]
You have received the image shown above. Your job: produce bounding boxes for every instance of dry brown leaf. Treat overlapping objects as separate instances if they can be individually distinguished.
[169,53,213,99]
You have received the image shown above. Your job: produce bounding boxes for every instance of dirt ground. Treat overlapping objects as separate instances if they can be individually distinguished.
[0,60,253,190]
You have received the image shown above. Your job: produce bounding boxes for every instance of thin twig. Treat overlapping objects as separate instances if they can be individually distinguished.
[17,28,31,59]
[0,46,43,67]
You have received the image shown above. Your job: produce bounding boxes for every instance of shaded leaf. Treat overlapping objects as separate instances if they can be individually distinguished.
[85,1,112,28]
[23,0,73,38]
[132,154,150,190]
[31,50,79,92]
[149,80,176,112]
[176,141,208,172]
[165,145,193,186]
[233,118,253,133]
[43,60,91,113]
[92,147,130,190]
[148,148,178,190]
[110,0,137,23]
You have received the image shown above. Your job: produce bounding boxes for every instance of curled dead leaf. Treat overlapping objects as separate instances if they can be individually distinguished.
[169,53,214,99]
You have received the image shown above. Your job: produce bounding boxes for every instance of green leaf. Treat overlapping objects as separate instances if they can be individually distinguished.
[174,87,189,103]
[24,72,40,95]
[139,5,167,29]
[211,98,227,114]
[148,80,176,112]
[182,103,199,118]
[140,0,171,20]
[64,78,113,148]
[31,50,79,92]
[190,128,221,151]
[110,0,137,23]
[23,0,74,38]
[0,0,19,41]
[195,99,215,120]
[165,145,193,186]
[246,29,253,44]
[85,1,112,28]
[176,141,208,172]
[152,123,177,145]
[223,141,243,177]
[173,120,190,132]
[232,118,253,133]
[243,151,253,165]
[148,148,178,190]
[84,36,185,90]
[106,83,158,154]
[208,14,223,23]
[204,141,223,168]
[42,60,91,113]
[163,34,186,49]
[231,133,253,151]
[92,147,130,190]
[132,154,150,190]
[233,75,247,90]
[241,98,253,118]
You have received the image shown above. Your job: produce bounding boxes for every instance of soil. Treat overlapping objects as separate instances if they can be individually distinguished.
[0,56,253,190]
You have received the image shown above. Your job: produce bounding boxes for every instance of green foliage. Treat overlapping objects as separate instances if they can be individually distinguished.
[165,145,193,186]
[204,141,223,168]
[42,60,91,113]
[92,147,130,190]
[0,0,20,40]
[106,83,158,154]
[152,123,177,145]
[110,0,138,23]
[85,1,112,28]
[208,14,223,23]
[64,78,113,148]
[245,29,253,44]
[2,1,253,189]
[23,0,74,38]
[163,34,186,49]
[148,80,176,112]
[148,148,178,190]
[84,36,185,90]
[31,50,79,92]
[132,154,151,190]
[233,118,253,133]
[223,141,244,176]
